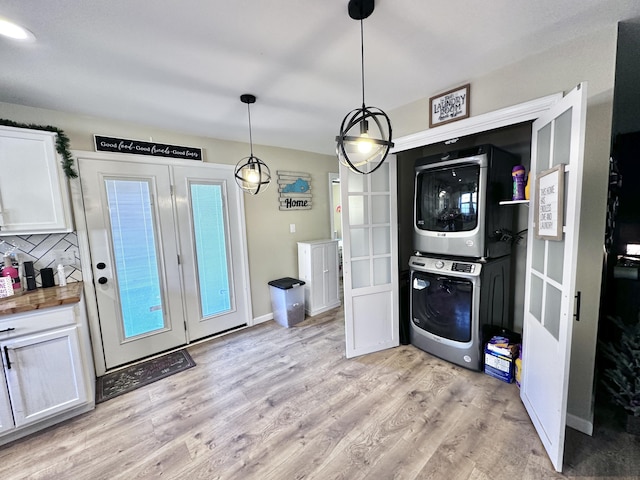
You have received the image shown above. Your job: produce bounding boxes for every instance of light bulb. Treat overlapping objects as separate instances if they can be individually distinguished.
[243,166,260,184]
[357,133,373,154]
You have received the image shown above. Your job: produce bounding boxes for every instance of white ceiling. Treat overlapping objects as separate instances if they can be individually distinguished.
[1,1,640,155]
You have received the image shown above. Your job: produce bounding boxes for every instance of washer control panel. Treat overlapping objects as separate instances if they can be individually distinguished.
[409,255,480,276]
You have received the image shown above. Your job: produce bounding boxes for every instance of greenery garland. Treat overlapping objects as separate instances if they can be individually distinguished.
[0,118,78,178]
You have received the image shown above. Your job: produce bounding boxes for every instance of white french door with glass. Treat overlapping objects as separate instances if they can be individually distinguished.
[520,83,587,472]
[340,155,399,358]
[79,156,249,369]
[172,164,249,340]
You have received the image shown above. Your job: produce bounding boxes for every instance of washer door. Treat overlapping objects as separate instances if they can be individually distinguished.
[411,271,474,343]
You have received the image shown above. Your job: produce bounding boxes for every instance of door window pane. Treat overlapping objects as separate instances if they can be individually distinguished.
[191,183,232,318]
[371,163,389,192]
[348,195,367,225]
[106,179,165,339]
[529,274,543,323]
[373,257,390,285]
[553,108,572,166]
[537,123,551,170]
[348,173,367,193]
[372,226,390,255]
[544,284,562,340]
[547,239,565,284]
[532,236,545,273]
[351,259,370,288]
[350,227,370,258]
[371,195,390,224]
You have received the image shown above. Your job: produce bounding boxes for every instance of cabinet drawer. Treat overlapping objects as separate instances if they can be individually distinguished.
[0,305,76,339]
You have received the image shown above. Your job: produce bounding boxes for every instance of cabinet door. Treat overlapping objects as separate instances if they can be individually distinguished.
[324,241,340,306]
[310,245,326,308]
[0,126,73,235]
[0,367,14,434]
[3,326,88,427]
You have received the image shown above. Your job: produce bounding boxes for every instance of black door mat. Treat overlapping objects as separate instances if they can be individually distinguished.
[96,349,196,403]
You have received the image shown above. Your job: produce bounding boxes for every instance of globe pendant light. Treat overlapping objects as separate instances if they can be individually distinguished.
[234,94,271,195]
[336,0,393,175]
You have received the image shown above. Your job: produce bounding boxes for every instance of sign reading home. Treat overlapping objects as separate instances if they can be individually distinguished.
[429,84,470,128]
[278,171,312,211]
[94,135,203,160]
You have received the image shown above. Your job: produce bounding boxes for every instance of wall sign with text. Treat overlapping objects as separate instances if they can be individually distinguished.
[429,84,470,128]
[535,164,565,241]
[277,171,312,211]
[94,135,203,160]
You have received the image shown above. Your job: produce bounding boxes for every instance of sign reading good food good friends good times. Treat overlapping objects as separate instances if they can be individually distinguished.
[94,135,203,160]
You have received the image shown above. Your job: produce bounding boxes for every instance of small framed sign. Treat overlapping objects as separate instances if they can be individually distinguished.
[535,164,565,241]
[429,84,470,128]
[277,171,312,211]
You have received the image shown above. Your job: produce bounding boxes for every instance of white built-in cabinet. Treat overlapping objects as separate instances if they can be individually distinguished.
[298,240,341,316]
[0,125,73,235]
[0,299,94,445]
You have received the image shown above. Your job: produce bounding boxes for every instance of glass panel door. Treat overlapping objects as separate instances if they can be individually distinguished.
[79,159,186,369]
[520,83,587,472]
[105,179,166,338]
[341,156,399,358]
[191,183,232,317]
[173,164,250,340]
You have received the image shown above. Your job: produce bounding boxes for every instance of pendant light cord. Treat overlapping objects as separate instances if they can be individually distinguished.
[247,102,254,157]
[360,17,366,109]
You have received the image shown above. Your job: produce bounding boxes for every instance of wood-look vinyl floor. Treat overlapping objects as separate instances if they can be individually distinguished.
[1,306,638,479]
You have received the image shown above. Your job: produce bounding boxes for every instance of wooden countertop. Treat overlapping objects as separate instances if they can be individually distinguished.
[0,282,83,316]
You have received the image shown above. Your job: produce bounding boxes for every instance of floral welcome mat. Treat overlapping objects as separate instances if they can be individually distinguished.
[96,349,196,403]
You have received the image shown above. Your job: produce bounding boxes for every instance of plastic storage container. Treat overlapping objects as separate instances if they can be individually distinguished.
[268,277,306,328]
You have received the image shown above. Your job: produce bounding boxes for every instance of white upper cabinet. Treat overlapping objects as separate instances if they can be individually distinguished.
[0,126,73,235]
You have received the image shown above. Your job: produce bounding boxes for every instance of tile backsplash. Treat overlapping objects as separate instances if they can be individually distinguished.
[1,233,82,287]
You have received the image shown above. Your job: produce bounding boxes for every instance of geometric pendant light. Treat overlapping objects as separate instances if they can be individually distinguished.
[234,94,271,195]
[335,0,393,175]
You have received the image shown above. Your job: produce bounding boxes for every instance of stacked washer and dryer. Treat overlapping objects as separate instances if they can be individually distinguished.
[409,145,518,371]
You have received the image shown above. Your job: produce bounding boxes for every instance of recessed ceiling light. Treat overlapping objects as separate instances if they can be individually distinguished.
[0,17,35,42]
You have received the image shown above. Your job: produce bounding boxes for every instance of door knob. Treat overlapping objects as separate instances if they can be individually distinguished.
[98,277,108,285]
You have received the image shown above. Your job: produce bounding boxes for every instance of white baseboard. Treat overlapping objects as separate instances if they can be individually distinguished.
[252,312,273,325]
[567,413,594,436]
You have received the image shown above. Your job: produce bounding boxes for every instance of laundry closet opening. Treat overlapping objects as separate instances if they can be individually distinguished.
[396,121,533,334]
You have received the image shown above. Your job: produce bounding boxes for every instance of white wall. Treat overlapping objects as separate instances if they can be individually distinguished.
[0,101,338,320]
[388,25,617,432]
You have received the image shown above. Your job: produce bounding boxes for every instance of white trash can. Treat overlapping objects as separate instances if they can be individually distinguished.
[268,277,306,327]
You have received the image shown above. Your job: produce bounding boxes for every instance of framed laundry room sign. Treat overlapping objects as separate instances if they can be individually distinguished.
[429,84,470,128]
[94,135,203,161]
[535,164,565,241]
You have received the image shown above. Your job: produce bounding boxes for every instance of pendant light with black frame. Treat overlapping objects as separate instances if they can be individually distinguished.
[336,0,393,175]
[234,94,271,195]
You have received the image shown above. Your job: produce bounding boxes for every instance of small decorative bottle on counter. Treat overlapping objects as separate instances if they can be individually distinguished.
[57,264,67,287]
[1,254,21,293]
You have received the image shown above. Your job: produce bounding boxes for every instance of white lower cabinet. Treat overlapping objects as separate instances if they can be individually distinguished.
[298,240,341,316]
[0,300,94,445]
